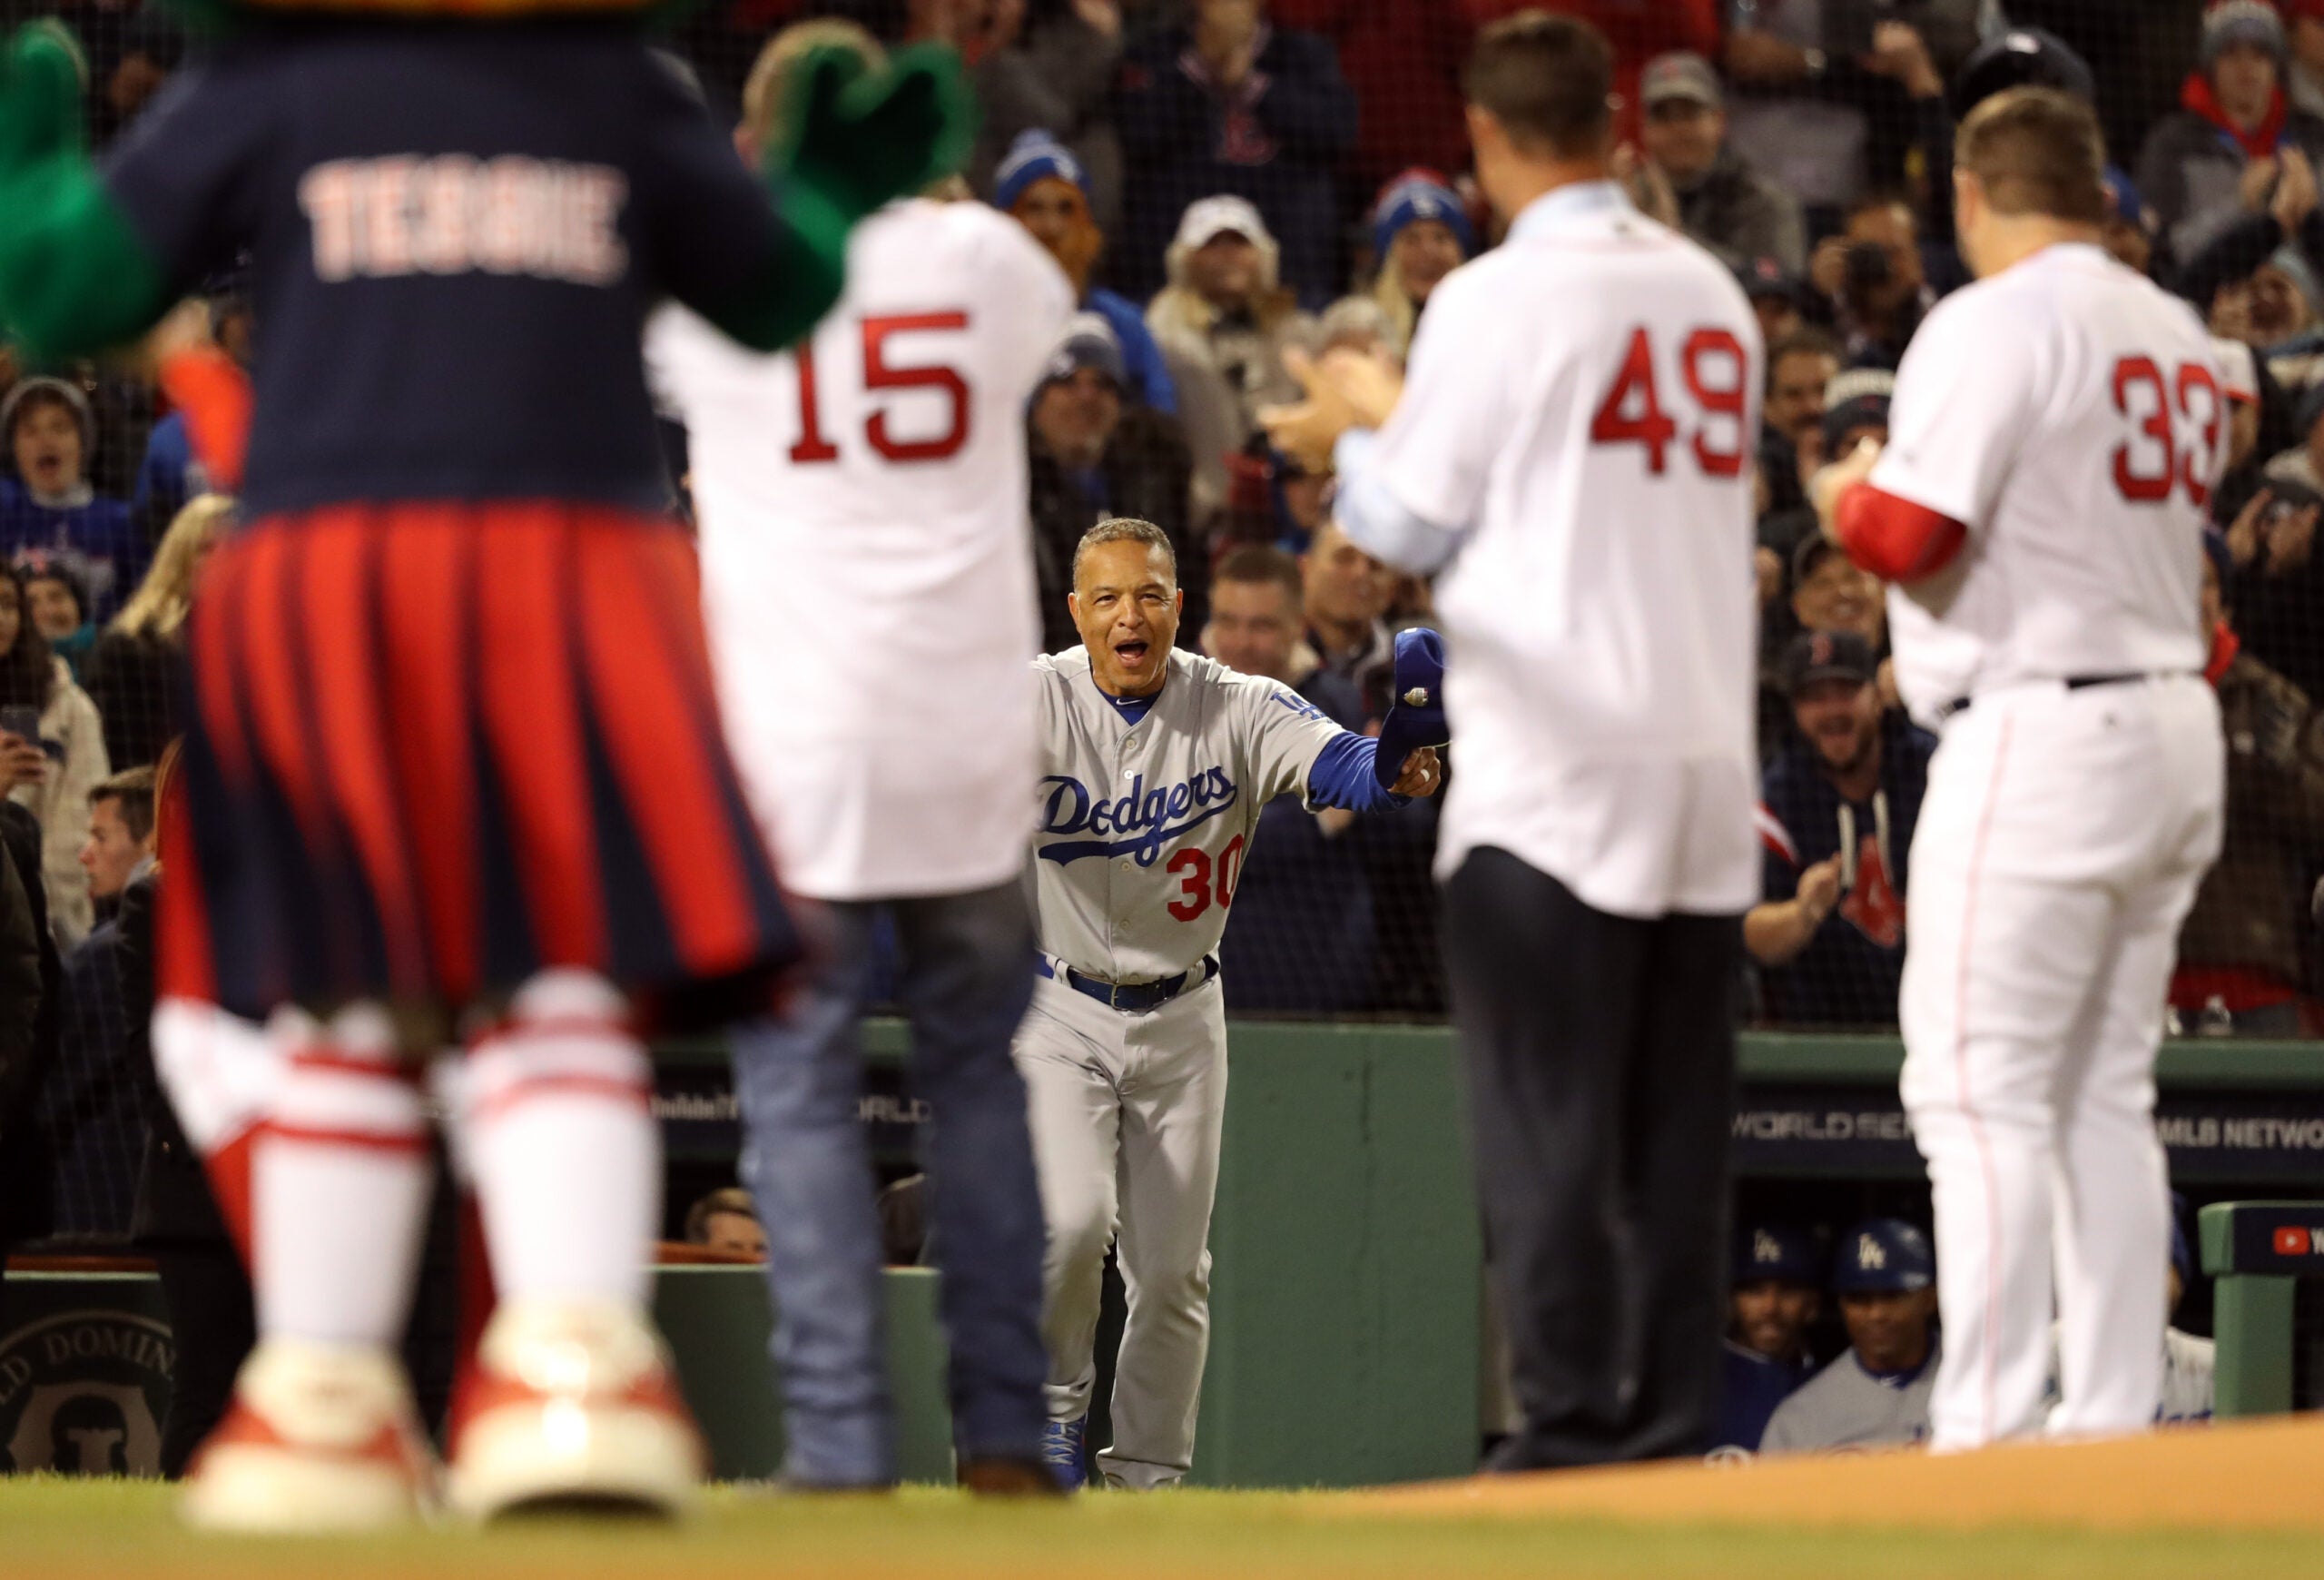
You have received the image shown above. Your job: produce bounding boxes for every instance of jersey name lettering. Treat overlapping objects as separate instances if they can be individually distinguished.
[1036,769,1240,865]
[300,156,629,286]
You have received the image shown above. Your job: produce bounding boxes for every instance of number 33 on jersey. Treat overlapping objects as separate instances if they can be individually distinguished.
[1866,242,2226,725]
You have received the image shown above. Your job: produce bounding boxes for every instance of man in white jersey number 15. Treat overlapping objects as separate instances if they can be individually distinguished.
[1022,518,1443,1489]
[1265,14,1762,1469]
[1811,88,2226,1449]
[646,21,1075,1494]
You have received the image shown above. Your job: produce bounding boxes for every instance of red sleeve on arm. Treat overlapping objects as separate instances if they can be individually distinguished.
[1835,481,1969,584]
[158,346,253,496]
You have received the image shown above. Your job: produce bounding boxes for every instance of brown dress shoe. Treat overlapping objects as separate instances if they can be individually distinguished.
[957,1457,1069,1497]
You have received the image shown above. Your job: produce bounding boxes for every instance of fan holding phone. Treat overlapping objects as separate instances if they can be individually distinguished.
[0,562,110,946]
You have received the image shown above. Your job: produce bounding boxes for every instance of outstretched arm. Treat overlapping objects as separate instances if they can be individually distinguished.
[1306,735,1440,812]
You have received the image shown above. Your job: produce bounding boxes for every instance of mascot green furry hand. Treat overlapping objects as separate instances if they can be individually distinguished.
[0,22,168,358]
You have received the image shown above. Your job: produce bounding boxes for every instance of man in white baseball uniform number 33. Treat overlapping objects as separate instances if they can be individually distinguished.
[1017,518,1443,1488]
[1814,87,2226,1449]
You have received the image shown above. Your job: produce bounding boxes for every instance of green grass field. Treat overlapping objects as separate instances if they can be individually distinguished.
[0,1477,2310,1580]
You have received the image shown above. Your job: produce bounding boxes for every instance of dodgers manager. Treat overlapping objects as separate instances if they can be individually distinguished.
[1020,518,1444,1489]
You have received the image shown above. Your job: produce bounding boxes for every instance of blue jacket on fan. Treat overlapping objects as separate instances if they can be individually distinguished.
[0,492,145,623]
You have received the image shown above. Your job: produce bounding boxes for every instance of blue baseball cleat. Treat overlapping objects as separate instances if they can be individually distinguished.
[1038,1417,1088,1490]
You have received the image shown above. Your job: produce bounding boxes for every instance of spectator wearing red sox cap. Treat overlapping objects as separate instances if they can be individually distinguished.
[1638,51,1805,274]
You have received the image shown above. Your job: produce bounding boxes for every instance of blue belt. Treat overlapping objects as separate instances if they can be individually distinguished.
[1038,955,1218,1012]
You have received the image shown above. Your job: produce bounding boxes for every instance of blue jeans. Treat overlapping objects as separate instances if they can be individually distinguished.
[732,881,1047,1485]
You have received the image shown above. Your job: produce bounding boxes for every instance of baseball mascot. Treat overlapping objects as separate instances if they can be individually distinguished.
[0,5,968,1531]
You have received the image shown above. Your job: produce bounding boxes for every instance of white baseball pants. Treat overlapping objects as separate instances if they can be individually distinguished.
[1901,674,2222,1450]
[1012,969,1226,1489]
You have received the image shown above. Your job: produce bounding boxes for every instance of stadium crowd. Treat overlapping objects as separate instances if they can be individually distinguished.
[0,0,2319,1259]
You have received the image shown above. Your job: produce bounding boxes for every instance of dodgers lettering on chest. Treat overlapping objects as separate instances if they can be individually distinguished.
[300,156,629,285]
[1036,768,1239,866]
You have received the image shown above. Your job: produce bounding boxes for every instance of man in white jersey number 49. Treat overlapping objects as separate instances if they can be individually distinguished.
[647,21,1076,1494]
[1812,88,2226,1449]
[1267,15,1762,1468]
[1022,518,1443,1488]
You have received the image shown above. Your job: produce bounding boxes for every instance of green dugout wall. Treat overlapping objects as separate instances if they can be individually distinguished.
[656,1023,2324,1485]
[5,1028,2319,1486]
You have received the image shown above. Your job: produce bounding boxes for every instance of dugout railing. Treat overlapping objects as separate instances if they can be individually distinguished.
[2201,1200,2324,1419]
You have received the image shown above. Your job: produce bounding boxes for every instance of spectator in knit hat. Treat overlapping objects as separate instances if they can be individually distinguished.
[1116,0,1356,309]
[966,0,1127,242]
[993,131,1178,415]
[1025,315,1197,653]
[1147,194,1316,518]
[2137,1,2324,270]
[1364,169,1473,361]
[1807,367,1895,482]
[1638,52,1803,273]
[0,379,144,627]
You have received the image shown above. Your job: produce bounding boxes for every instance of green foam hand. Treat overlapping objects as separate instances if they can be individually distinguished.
[0,21,84,174]
[0,21,167,358]
[774,43,977,224]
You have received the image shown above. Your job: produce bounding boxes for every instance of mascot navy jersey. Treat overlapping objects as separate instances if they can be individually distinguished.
[103,21,790,518]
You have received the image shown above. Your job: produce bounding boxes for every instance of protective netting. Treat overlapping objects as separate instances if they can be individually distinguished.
[5,1,2323,1252]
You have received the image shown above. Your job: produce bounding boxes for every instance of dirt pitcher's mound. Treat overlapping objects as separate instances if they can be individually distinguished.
[1354,1415,2324,1533]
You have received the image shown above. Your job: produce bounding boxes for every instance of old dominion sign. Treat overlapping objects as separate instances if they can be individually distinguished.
[0,1295,173,1476]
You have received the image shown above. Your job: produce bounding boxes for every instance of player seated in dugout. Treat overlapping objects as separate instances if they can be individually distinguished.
[1759,1220,1937,1456]
[2170,537,2324,1037]
[2043,1210,2215,1428]
[681,1186,767,1261]
[1748,630,1934,1029]
[1713,1222,1823,1457]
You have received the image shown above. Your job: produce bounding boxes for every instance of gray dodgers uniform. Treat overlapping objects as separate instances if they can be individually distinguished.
[2042,1327,2216,1427]
[1758,1342,1941,1455]
[1016,645,1411,1487]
